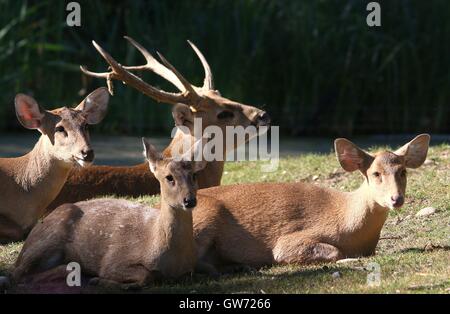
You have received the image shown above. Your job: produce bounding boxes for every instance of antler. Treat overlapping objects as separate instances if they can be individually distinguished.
[81,37,215,105]
[122,36,186,92]
[187,40,214,90]
[80,39,200,106]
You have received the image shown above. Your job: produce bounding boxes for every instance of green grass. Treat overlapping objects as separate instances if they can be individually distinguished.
[1,144,449,293]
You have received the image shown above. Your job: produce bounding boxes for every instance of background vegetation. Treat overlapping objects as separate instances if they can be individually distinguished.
[1,0,449,136]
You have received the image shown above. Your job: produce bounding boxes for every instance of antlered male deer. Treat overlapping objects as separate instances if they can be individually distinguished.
[192,135,430,270]
[47,37,270,210]
[0,88,109,243]
[13,138,207,289]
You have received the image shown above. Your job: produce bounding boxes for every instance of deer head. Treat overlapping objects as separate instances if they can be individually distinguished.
[14,88,109,166]
[80,37,270,152]
[334,134,430,210]
[142,138,206,211]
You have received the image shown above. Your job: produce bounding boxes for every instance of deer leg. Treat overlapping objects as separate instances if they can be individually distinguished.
[25,265,68,284]
[13,251,65,284]
[0,215,25,244]
[273,232,343,265]
[14,265,86,294]
[97,263,158,290]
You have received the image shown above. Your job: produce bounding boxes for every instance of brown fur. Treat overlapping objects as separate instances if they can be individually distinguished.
[13,140,207,288]
[48,40,269,210]
[0,88,109,243]
[48,156,224,209]
[192,135,430,270]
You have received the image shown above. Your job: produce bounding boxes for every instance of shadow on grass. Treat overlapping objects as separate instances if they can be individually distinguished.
[139,265,364,294]
[406,281,450,292]
[399,245,450,254]
[4,264,364,294]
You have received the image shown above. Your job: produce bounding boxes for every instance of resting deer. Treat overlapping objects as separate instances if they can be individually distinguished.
[0,88,109,243]
[192,134,430,270]
[47,37,270,210]
[13,139,207,289]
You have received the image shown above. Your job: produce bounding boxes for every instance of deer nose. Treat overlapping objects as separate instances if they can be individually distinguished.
[81,149,95,162]
[183,196,197,209]
[256,111,271,127]
[391,195,404,208]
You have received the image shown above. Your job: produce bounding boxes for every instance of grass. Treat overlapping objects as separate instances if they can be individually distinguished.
[0,143,449,293]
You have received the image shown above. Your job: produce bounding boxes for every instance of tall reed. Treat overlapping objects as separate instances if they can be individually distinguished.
[0,0,449,135]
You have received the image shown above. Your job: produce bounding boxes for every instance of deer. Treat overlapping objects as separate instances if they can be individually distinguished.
[0,88,109,244]
[191,134,430,271]
[47,37,270,211]
[13,138,207,290]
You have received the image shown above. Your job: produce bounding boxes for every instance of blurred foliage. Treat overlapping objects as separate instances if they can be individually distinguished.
[0,0,449,135]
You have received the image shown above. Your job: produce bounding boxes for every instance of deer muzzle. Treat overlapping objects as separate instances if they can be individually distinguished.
[74,148,95,167]
[390,195,404,208]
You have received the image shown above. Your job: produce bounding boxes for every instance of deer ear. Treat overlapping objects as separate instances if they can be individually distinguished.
[15,94,46,130]
[76,87,109,125]
[172,104,194,127]
[334,138,373,172]
[142,137,162,173]
[394,134,430,168]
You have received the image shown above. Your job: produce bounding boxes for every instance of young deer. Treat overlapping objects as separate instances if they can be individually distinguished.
[47,37,270,210]
[192,134,430,269]
[13,139,206,289]
[0,88,109,243]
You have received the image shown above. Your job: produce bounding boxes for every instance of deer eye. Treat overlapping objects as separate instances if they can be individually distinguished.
[217,111,234,120]
[372,172,381,178]
[166,175,175,185]
[55,126,67,136]
[84,124,89,131]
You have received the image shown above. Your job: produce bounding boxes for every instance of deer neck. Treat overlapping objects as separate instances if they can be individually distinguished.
[330,182,390,256]
[17,136,72,219]
[147,195,196,276]
[341,181,389,238]
[154,197,193,251]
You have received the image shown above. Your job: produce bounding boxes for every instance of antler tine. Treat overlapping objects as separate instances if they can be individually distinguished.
[123,36,186,92]
[79,66,111,79]
[187,40,214,90]
[156,51,198,97]
[81,40,190,105]
[79,40,124,82]
[79,65,115,95]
